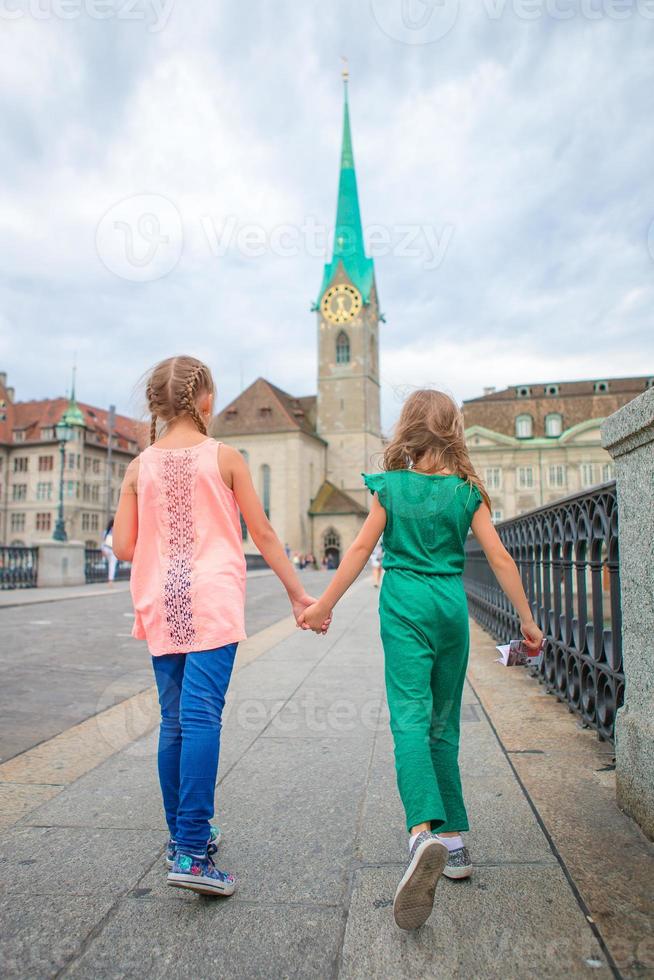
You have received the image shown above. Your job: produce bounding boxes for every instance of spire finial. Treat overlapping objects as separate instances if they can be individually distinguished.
[341,56,349,88]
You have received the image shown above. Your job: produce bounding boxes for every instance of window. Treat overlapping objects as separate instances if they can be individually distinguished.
[13,430,25,442]
[67,452,77,469]
[239,449,249,464]
[548,465,566,489]
[92,458,100,474]
[261,464,271,518]
[12,484,27,501]
[36,512,51,532]
[91,513,99,531]
[118,464,126,478]
[544,384,559,396]
[516,386,531,398]
[484,467,502,490]
[10,513,25,532]
[13,456,28,473]
[492,509,503,523]
[324,527,341,550]
[91,485,100,502]
[85,539,98,549]
[40,427,54,440]
[594,381,609,394]
[82,513,90,531]
[518,467,534,489]
[580,463,594,488]
[545,413,563,437]
[336,331,351,364]
[602,463,615,482]
[66,480,79,498]
[36,481,52,501]
[38,455,54,471]
[515,414,533,439]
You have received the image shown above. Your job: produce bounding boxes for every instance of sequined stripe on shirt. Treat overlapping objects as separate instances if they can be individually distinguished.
[162,450,196,648]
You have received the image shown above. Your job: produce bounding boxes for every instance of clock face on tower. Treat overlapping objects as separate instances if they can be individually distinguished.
[321,283,362,324]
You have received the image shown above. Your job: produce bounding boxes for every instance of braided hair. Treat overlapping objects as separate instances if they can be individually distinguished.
[144,356,215,444]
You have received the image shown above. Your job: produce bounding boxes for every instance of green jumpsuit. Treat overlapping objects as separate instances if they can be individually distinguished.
[363,470,483,833]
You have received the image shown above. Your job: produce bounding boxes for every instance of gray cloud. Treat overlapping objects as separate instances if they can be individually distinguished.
[0,1,653,430]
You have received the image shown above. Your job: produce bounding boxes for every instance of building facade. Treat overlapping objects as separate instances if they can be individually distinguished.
[0,373,146,548]
[213,73,382,564]
[463,377,653,521]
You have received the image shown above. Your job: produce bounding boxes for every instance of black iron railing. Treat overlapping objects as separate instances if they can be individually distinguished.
[0,546,38,590]
[84,549,130,584]
[463,482,622,741]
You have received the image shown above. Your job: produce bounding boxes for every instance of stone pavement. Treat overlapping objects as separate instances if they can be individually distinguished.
[0,578,652,978]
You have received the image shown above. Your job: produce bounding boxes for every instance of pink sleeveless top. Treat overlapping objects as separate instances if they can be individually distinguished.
[130,438,247,656]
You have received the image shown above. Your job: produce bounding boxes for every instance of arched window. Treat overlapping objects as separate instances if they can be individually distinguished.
[323,527,341,568]
[261,464,271,518]
[336,331,350,364]
[239,449,249,463]
[545,413,563,437]
[515,414,533,439]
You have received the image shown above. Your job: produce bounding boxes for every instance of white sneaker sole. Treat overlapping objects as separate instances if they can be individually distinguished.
[443,863,473,880]
[167,872,235,897]
[393,838,449,930]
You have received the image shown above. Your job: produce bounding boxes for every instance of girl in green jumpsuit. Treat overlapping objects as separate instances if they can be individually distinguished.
[301,389,543,930]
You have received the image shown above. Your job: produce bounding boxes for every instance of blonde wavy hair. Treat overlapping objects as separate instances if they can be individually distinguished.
[383,388,491,510]
[144,355,215,445]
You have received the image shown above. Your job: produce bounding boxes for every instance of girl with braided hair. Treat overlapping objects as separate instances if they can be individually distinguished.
[300,389,542,930]
[112,355,328,897]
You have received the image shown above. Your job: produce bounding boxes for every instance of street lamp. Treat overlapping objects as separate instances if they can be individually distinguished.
[53,418,73,542]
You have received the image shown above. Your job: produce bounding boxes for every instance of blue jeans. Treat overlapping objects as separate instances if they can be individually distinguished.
[151,644,237,856]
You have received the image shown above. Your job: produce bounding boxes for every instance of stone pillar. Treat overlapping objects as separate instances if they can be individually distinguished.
[601,387,654,839]
[37,541,86,588]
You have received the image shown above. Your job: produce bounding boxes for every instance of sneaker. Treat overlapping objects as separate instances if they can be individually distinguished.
[167,852,235,897]
[442,845,472,880]
[393,831,448,930]
[165,825,221,869]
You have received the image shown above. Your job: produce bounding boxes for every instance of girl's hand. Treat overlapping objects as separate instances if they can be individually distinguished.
[290,593,331,632]
[521,618,544,653]
[299,601,332,635]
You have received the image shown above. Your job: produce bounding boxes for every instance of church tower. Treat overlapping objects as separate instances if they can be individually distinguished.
[315,68,383,506]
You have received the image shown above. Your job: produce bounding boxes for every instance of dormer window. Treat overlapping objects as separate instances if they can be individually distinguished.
[259,406,272,417]
[515,414,533,439]
[544,384,559,396]
[516,386,531,399]
[226,408,238,418]
[545,412,563,437]
[594,381,609,393]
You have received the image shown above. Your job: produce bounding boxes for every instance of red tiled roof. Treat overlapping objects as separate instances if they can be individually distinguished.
[2,391,148,453]
[212,377,321,440]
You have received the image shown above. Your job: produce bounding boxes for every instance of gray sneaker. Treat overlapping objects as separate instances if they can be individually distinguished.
[393,831,449,930]
[442,845,472,880]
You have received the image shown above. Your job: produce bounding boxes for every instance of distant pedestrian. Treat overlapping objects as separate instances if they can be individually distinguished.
[112,356,329,898]
[300,389,543,930]
[101,518,118,585]
[370,540,383,588]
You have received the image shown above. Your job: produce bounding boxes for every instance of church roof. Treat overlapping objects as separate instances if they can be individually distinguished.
[309,480,368,517]
[316,78,375,306]
[212,377,323,440]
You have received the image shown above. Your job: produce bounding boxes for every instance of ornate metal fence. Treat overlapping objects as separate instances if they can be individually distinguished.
[84,549,131,584]
[463,482,622,741]
[0,546,38,590]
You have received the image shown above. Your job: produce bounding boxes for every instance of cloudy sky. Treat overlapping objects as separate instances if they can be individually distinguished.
[1,0,653,430]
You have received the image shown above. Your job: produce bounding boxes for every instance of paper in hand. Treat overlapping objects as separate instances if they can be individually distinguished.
[496,638,544,667]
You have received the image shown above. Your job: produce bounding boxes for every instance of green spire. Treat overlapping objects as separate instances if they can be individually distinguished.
[316,71,375,306]
[61,366,85,428]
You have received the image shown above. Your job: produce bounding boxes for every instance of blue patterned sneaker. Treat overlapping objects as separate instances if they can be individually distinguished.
[165,825,221,869]
[167,852,235,897]
[442,845,472,880]
[393,831,448,930]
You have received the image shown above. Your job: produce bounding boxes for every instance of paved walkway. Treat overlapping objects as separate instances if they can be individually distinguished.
[1,580,652,978]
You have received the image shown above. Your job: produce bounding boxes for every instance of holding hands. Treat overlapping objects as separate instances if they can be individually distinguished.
[290,593,332,635]
[299,600,333,635]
